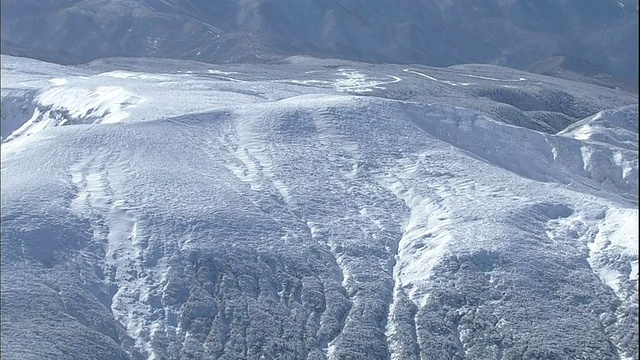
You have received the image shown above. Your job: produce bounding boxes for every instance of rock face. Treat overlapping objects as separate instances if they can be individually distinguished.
[1,56,638,359]
[1,0,638,81]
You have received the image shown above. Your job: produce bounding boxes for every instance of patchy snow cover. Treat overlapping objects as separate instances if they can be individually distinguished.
[6,85,144,141]
[1,55,638,360]
[557,106,639,202]
[559,106,638,149]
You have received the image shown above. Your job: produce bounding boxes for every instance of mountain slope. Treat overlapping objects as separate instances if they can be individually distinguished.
[2,54,636,141]
[1,56,638,359]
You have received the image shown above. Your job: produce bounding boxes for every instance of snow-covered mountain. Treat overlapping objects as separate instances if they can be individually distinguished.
[1,0,638,83]
[1,55,638,359]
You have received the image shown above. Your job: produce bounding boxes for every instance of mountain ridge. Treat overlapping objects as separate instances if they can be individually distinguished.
[2,0,638,83]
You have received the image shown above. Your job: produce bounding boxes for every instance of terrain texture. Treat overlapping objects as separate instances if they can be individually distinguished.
[1,55,638,359]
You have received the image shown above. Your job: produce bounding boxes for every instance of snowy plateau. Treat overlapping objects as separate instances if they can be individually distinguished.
[0,54,638,360]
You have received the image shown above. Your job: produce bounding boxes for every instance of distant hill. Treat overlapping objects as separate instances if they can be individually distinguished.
[1,0,638,82]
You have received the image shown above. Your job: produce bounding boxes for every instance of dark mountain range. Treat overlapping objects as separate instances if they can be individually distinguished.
[1,0,638,82]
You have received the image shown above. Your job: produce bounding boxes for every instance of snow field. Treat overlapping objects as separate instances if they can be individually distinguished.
[1,56,637,359]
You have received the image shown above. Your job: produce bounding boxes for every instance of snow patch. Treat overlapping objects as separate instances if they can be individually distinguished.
[98,70,173,81]
[207,69,239,75]
[333,70,401,92]
[376,157,453,308]
[5,85,144,142]
[49,78,68,86]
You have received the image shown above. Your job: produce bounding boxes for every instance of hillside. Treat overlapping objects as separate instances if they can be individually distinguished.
[1,55,638,359]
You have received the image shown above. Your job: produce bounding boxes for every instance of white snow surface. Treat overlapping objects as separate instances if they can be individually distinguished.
[1,55,638,360]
